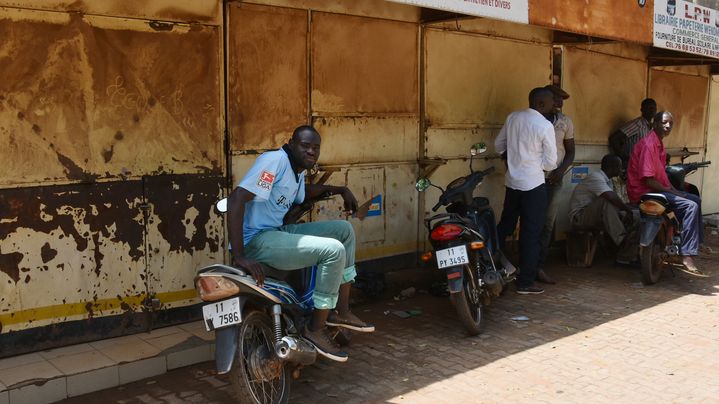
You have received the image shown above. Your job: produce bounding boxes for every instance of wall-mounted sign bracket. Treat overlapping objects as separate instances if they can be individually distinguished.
[418,158,447,179]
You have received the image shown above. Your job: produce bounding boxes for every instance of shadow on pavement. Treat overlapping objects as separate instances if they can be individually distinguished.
[61,229,719,403]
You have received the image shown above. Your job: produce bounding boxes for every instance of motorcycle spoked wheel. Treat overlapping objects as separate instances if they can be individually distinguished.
[640,231,666,285]
[231,310,290,404]
[449,264,484,336]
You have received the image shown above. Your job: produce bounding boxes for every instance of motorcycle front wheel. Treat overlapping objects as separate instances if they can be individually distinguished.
[449,265,484,336]
[640,231,666,285]
[231,310,290,404]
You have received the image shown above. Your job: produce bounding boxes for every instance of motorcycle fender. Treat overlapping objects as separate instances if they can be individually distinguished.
[213,295,246,374]
[214,325,239,374]
[446,266,464,294]
[639,217,663,247]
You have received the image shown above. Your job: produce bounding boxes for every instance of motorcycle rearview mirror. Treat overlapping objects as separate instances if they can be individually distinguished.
[469,142,488,173]
[470,142,487,156]
[415,178,432,192]
[415,177,445,193]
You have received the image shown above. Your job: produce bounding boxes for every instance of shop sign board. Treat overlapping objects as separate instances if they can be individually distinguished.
[386,0,528,24]
[654,0,719,59]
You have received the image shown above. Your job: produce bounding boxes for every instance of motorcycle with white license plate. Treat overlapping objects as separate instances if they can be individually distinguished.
[638,160,710,284]
[194,196,350,404]
[416,143,516,335]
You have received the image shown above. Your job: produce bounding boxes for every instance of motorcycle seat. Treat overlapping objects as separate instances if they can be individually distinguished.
[640,193,669,205]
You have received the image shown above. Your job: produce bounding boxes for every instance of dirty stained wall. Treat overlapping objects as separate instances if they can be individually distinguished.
[245,0,420,22]
[0,9,223,186]
[561,45,648,145]
[649,68,710,149]
[528,0,654,45]
[0,3,224,344]
[0,0,222,24]
[228,1,420,261]
[422,21,554,238]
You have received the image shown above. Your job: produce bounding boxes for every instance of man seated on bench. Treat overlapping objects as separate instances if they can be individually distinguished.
[569,154,636,262]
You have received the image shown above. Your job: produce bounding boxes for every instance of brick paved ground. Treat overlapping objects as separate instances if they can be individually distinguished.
[62,231,719,403]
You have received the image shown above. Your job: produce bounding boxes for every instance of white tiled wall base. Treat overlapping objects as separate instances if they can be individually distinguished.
[0,322,215,404]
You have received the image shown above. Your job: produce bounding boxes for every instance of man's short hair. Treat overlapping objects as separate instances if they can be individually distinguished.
[528,87,553,105]
[601,154,621,171]
[641,98,656,108]
[292,125,319,140]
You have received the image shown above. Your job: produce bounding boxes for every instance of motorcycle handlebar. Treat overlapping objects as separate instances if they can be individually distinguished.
[431,165,495,212]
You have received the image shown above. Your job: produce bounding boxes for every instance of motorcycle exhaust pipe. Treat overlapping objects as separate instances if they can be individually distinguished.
[275,336,316,365]
[483,271,503,297]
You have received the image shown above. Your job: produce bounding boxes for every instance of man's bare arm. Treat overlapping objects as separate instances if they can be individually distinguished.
[305,184,358,213]
[599,191,633,214]
[227,187,266,286]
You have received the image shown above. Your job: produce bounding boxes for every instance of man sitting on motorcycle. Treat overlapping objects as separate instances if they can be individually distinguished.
[569,154,636,262]
[626,111,704,275]
[227,125,374,362]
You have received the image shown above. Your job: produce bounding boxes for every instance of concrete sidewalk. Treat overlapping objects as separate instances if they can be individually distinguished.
[0,321,214,404]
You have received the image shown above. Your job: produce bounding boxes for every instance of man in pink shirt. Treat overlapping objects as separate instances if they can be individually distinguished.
[626,111,704,274]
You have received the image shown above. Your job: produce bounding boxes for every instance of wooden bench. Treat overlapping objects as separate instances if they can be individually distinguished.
[565,228,603,268]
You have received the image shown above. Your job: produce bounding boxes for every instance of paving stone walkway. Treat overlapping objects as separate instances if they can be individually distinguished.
[61,232,719,403]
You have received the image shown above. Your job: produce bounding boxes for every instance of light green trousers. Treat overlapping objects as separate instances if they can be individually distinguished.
[244,220,357,310]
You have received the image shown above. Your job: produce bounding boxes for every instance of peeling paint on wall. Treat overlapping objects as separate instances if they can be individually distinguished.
[0,174,225,334]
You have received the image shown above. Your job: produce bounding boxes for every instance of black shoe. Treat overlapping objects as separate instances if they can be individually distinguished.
[302,326,348,362]
[516,285,545,295]
[326,311,375,333]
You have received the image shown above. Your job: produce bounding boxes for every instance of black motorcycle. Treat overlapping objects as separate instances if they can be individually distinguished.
[666,161,710,197]
[415,143,516,335]
[638,161,710,284]
[194,193,350,404]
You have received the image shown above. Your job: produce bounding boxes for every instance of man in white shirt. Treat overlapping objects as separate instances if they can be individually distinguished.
[495,87,557,295]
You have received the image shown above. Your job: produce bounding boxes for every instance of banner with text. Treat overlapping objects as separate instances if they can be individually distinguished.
[386,0,528,24]
[654,0,719,59]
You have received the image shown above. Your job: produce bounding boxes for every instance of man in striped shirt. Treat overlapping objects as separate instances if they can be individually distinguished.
[609,98,657,168]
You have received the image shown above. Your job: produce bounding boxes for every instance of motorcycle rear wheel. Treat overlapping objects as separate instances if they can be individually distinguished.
[640,232,665,285]
[449,265,484,336]
[231,310,291,404]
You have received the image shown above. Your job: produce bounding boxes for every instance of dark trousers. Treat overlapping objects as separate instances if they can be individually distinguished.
[661,192,703,256]
[497,184,547,288]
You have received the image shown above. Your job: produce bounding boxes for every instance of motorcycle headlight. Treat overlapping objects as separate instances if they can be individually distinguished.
[639,200,666,216]
[195,275,240,301]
